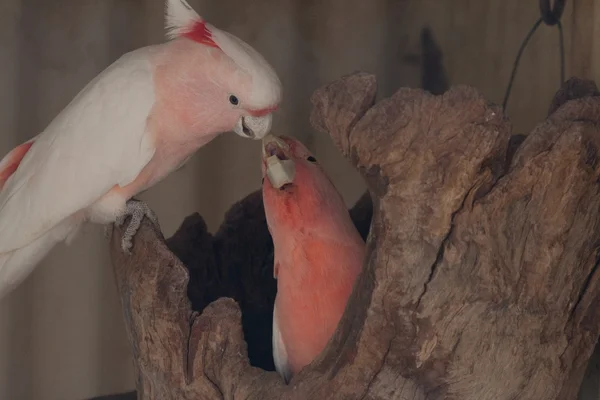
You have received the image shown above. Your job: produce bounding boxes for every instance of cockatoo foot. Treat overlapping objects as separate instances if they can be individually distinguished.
[115,199,160,254]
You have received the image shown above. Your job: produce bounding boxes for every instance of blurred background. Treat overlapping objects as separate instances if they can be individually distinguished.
[0,0,598,399]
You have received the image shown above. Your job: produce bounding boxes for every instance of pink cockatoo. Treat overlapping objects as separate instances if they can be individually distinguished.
[0,0,282,300]
[261,135,365,383]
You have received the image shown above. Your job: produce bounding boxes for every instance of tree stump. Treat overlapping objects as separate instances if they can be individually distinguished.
[109,73,600,400]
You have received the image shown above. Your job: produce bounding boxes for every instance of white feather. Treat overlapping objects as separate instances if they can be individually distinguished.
[0,134,39,191]
[211,29,282,109]
[273,302,292,383]
[165,0,281,109]
[0,46,157,254]
[164,0,201,40]
[0,218,80,299]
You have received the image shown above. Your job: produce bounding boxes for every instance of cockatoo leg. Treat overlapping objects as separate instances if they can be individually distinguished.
[115,199,160,254]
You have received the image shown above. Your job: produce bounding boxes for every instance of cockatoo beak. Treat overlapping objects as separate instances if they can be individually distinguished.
[233,114,273,140]
[262,134,296,189]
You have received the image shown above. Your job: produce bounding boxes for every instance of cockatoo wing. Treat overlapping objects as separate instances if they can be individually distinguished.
[0,134,38,191]
[0,218,77,299]
[273,302,292,383]
[0,47,157,253]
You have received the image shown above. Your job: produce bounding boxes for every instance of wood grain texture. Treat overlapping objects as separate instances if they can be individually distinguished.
[110,73,600,399]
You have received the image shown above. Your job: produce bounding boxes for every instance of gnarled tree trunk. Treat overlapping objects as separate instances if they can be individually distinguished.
[108,73,600,399]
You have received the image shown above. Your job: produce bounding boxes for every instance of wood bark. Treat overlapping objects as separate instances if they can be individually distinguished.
[109,73,600,400]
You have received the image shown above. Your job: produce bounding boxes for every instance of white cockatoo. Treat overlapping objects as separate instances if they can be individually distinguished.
[0,0,282,300]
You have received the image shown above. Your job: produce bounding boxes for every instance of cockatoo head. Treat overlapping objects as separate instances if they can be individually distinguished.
[261,135,346,233]
[162,0,282,140]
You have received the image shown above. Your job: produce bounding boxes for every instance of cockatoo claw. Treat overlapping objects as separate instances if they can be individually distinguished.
[115,199,160,255]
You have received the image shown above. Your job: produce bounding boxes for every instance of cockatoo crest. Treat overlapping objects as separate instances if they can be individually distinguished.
[164,0,281,115]
[164,0,219,48]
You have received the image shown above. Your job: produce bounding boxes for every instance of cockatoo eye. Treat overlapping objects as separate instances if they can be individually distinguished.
[307,156,317,163]
[229,95,239,105]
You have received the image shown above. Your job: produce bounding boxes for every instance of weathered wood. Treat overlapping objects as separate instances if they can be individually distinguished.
[110,73,600,399]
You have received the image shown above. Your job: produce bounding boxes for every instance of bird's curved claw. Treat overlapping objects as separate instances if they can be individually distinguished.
[115,199,160,255]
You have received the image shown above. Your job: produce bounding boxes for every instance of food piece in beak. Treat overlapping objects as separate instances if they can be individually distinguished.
[266,156,295,189]
[262,135,296,189]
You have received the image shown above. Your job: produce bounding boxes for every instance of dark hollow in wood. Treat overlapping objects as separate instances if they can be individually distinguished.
[109,74,600,400]
[166,189,372,373]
